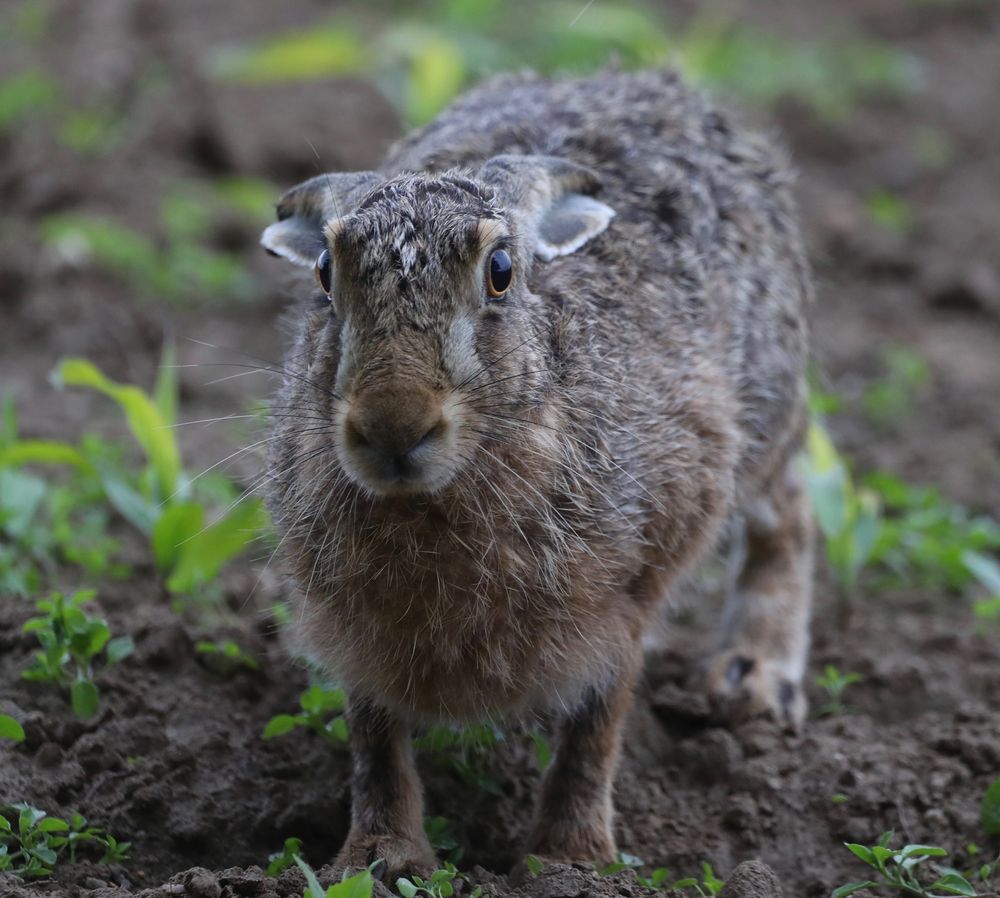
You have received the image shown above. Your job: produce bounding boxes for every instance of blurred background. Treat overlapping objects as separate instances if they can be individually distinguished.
[1,0,998,514]
[2,3,1000,893]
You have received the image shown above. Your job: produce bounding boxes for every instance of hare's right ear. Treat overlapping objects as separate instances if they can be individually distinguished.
[261,171,383,267]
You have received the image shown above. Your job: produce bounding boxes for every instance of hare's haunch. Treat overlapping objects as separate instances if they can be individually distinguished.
[262,70,814,876]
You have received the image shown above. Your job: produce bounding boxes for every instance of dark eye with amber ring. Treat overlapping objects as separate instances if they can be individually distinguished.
[486,249,512,299]
[315,249,332,296]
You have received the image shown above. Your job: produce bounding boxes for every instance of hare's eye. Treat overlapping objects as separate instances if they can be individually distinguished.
[486,249,512,299]
[314,249,332,296]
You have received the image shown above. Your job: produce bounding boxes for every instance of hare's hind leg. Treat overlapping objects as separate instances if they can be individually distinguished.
[526,655,641,865]
[697,457,814,727]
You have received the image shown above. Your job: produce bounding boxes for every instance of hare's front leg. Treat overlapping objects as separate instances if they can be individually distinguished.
[698,458,814,727]
[337,697,437,879]
[526,660,640,865]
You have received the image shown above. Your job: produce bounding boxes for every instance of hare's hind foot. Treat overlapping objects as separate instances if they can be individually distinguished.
[695,459,814,729]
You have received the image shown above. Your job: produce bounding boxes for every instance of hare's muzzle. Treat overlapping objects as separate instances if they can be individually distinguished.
[341,381,449,493]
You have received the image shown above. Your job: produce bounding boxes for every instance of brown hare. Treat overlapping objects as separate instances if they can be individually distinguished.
[260,70,814,878]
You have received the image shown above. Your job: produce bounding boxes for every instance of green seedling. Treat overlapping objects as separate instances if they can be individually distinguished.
[265,836,302,876]
[801,420,880,601]
[1,400,126,595]
[195,639,258,672]
[861,346,929,428]
[415,724,503,796]
[0,714,25,742]
[864,473,1000,596]
[865,192,915,235]
[40,175,270,305]
[397,862,482,898]
[424,816,462,864]
[0,70,59,132]
[598,853,723,894]
[22,590,133,718]
[0,804,129,879]
[263,684,348,743]
[51,352,267,598]
[982,776,1000,836]
[815,665,864,717]
[208,5,916,126]
[296,855,375,898]
[835,831,983,898]
[524,854,544,876]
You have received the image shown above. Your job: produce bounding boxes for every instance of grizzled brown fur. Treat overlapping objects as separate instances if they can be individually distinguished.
[261,70,814,875]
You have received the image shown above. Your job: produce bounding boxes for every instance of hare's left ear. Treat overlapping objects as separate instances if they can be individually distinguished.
[261,171,383,267]
[478,155,615,261]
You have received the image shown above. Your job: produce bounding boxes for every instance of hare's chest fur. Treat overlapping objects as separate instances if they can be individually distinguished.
[292,495,638,721]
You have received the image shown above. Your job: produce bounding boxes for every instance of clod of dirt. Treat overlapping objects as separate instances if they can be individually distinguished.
[506,865,661,898]
[718,861,784,898]
[180,868,220,898]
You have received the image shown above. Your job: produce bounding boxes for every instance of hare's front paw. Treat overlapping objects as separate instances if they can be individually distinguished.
[335,830,437,882]
[696,648,806,728]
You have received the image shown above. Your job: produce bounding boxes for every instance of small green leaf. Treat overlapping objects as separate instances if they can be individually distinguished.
[262,714,299,739]
[166,498,265,593]
[71,679,99,718]
[831,882,880,898]
[929,872,977,896]
[982,775,1000,835]
[152,502,205,572]
[845,843,876,867]
[37,817,69,832]
[55,357,181,500]
[0,714,25,742]
[397,878,418,898]
[295,855,327,898]
[328,868,374,898]
[105,636,135,665]
[524,855,544,876]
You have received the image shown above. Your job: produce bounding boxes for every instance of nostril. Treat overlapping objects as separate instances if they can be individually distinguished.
[414,419,446,450]
[345,417,370,449]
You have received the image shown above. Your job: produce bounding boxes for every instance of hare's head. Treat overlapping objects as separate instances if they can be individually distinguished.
[262,155,615,497]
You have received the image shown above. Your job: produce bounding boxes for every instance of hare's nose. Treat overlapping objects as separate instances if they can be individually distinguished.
[344,384,444,475]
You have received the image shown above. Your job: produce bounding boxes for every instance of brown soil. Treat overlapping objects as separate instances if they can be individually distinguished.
[2,2,999,898]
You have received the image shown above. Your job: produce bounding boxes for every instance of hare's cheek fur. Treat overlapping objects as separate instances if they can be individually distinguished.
[262,70,816,876]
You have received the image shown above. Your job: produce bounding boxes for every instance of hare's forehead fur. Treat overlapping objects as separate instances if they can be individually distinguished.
[333,172,504,294]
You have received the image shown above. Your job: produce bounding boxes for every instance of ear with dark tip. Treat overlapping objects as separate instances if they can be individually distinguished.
[260,171,383,268]
[478,154,615,260]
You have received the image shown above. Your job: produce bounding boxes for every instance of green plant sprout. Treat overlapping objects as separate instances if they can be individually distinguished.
[397,862,482,898]
[39,176,272,305]
[834,831,988,898]
[208,5,918,126]
[265,836,303,876]
[415,724,504,796]
[50,351,267,597]
[263,684,348,743]
[0,804,129,879]
[982,775,1000,836]
[296,855,375,898]
[0,399,125,595]
[861,346,929,428]
[864,473,1000,596]
[424,816,462,864]
[0,714,26,742]
[598,853,724,894]
[22,590,133,718]
[195,639,259,672]
[801,420,880,601]
[815,665,865,717]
